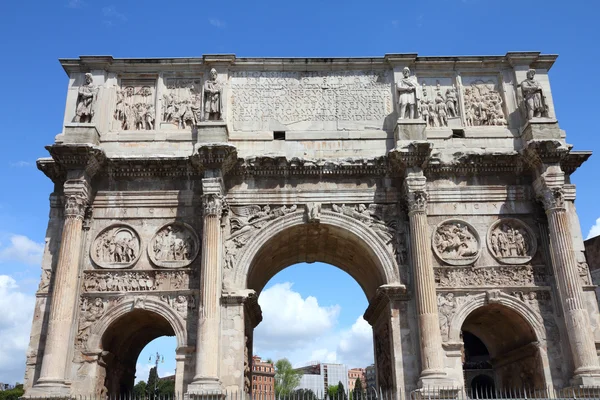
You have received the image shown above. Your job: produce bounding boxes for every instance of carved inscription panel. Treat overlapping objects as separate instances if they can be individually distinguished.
[230,71,394,131]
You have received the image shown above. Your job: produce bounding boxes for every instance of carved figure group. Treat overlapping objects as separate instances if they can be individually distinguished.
[490,223,529,258]
[521,69,549,120]
[153,226,195,262]
[84,271,157,292]
[463,81,507,126]
[204,68,222,120]
[114,86,155,130]
[163,80,202,128]
[396,67,421,119]
[74,73,97,123]
[435,265,546,287]
[420,83,459,127]
[77,298,106,345]
[434,222,479,260]
[96,228,138,265]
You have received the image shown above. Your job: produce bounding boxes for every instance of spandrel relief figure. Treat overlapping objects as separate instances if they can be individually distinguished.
[91,225,140,269]
[113,82,156,130]
[149,223,199,268]
[521,69,549,120]
[204,68,222,121]
[463,79,507,126]
[396,67,421,119]
[487,219,537,264]
[74,73,97,123]
[432,220,480,266]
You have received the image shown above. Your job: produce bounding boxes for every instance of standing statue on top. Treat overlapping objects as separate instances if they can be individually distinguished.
[203,68,223,121]
[396,67,421,119]
[521,69,549,120]
[74,73,97,123]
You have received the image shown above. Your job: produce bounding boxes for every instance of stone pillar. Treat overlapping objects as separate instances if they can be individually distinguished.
[404,173,449,387]
[189,178,225,393]
[537,182,600,386]
[34,178,90,394]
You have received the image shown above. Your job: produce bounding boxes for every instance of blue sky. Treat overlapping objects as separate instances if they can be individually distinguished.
[1,0,600,386]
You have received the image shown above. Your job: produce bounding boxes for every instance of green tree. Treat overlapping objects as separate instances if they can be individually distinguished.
[157,379,175,396]
[0,386,24,400]
[292,388,318,400]
[327,384,339,399]
[353,378,364,400]
[134,381,147,398]
[336,382,348,400]
[274,358,301,396]
[146,366,159,398]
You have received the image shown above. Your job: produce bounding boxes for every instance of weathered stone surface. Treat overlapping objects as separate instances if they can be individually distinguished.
[25,52,600,398]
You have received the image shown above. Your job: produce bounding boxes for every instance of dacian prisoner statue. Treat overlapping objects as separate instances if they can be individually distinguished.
[23,52,600,399]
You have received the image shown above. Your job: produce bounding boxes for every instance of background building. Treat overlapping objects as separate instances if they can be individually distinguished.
[365,365,376,392]
[252,356,275,395]
[348,368,366,391]
[295,362,349,394]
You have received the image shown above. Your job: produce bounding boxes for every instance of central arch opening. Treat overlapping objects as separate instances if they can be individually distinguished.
[243,220,397,396]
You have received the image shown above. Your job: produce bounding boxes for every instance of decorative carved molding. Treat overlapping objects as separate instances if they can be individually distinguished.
[538,186,565,211]
[91,224,141,269]
[487,219,537,265]
[432,219,480,266]
[64,193,88,219]
[434,265,549,287]
[83,270,192,292]
[149,222,199,268]
[406,190,427,214]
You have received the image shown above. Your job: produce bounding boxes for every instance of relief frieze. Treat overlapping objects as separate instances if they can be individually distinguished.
[462,76,507,126]
[435,265,549,287]
[83,270,192,292]
[113,79,156,131]
[163,78,202,128]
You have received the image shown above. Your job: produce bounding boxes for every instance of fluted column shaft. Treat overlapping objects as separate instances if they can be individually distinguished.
[192,192,224,391]
[37,188,88,387]
[406,189,446,380]
[541,187,600,377]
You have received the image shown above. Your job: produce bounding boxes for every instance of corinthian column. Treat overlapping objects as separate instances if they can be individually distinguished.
[190,186,225,393]
[35,179,90,393]
[404,173,448,387]
[537,183,600,385]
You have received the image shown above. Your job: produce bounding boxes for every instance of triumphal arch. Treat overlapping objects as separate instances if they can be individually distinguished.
[23,52,600,397]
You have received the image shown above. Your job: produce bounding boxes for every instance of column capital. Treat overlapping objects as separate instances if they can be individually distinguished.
[202,193,225,216]
[63,178,91,219]
[403,171,428,214]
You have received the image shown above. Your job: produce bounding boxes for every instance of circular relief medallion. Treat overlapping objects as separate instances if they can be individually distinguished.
[487,218,537,265]
[91,224,141,269]
[148,222,199,268]
[432,219,481,266]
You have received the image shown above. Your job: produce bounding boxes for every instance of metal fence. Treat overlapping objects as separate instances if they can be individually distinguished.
[26,387,600,400]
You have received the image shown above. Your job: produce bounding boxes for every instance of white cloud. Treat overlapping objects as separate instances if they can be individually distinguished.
[255,283,340,351]
[587,217,600,239]
[67,0,84,8]
[0,235,44,265]
[10,161,32,168]
[102,5,127,25]
[0,275,35,384]
[209,18,226,28]
[254,283,373,370]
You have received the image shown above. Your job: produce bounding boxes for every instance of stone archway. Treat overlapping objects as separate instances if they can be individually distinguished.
[448,293,550,390]
[221,206,406,394]
[85,298,188,396]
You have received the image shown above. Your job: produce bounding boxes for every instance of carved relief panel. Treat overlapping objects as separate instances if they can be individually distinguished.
[162,78,202,129]
[113,79,156,131]
[91,224,141,269]
[148,222,199,268]
[417,77,461,128]
[487,219,537,264]
[462,76,507,126]
[432,219,481,266]
[83,270,192,292]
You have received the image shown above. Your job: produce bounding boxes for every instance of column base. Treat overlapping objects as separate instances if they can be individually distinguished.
[418,370,456,390]
[570,370,600,387]
[187,377,224,395]
[26,380,71,398]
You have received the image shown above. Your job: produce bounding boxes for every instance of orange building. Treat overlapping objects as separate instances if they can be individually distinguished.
[252,356,275,396]
[348,368,366,391]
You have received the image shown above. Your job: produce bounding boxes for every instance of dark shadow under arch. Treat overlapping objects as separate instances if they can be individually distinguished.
[100,309,176,396]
